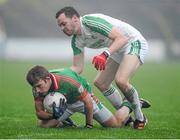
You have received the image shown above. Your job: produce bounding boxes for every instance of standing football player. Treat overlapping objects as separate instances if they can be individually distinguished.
[55,7,149,129]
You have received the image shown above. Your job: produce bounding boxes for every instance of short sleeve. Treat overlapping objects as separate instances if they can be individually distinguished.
[71,35,82,55]
[82,15,113,37]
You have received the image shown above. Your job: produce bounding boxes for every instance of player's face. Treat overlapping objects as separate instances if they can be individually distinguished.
[57,13,77,36]
[33,78,51,95]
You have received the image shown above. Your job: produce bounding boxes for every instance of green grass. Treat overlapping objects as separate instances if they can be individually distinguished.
[0,60,180,139]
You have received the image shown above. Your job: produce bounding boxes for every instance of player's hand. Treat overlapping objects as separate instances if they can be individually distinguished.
[92,50,110,70]
[52,98,67,119]
[62,118,77,127]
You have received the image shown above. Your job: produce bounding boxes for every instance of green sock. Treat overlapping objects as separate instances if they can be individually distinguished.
[121,101,133,113]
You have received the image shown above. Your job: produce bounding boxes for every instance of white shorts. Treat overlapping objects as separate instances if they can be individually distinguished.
[110,39,149,64]
[59,100,113,124]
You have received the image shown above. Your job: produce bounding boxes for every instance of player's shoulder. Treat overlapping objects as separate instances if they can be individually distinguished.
[82,13,113,27]
[82,13,105,20]
[49,68,65,74]
[50,68,75,76]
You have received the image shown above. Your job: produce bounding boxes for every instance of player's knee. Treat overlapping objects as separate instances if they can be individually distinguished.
[116,118,125,127]
[94,79,101,88]
[111,116,124,128]
[94,79,107,91]
[115,78,129,92]
[77,68,83,74]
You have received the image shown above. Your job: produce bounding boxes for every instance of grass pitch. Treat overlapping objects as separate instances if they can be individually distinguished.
[0,61,180,139]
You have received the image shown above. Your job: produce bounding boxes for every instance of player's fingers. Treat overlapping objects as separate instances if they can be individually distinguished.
[102,63,105,70]
[94,59,98,68]
[102,62,105,70]
[99,63,102,71]
[95,62,99,70]
[62,98,65,106]
[92,57,96,64]
[60,98,63,107]
[53,101,56,107]
[93,59,98,70]
[52,102,56,111]
[99,61,105,70]
[95,64,98,70]
[99,62,104,71]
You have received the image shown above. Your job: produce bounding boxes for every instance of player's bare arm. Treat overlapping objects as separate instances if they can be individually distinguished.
[35,98,53,120]
[70,52,84,74]
[92,27,129,70]
[108,27,128,55]
[81,93,93,128]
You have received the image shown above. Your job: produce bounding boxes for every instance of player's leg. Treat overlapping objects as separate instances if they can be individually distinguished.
[93,102,120,128]
[94,101,132,128]
[94,58,123,109]
[114,54,146,127]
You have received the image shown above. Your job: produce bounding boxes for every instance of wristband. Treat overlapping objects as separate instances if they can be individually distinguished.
[103,50,110,58]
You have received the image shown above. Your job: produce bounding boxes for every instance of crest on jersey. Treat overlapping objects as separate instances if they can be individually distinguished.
[78,85,84,93]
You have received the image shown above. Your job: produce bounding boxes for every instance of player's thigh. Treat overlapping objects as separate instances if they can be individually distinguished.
[115,54,141,82]
[94,58,119,86]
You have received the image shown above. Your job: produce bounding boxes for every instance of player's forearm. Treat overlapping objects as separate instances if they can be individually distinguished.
[36,111,53,120]
[84,101,93,126]
[70,53,84,74]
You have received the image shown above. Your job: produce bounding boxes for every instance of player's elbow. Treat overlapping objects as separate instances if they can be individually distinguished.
[76,68,83,74]
[70,66,83,74]
[36,111,45,120]
[117,35,128,46]
[36,112,43,120]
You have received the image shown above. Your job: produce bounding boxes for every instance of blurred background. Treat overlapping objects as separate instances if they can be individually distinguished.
[0,0,180,62]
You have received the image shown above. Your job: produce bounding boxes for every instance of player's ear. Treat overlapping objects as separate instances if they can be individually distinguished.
[72,15,78,22]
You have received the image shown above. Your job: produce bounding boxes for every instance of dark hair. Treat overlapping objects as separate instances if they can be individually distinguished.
[26,65,50,86]
[56,6,80,19]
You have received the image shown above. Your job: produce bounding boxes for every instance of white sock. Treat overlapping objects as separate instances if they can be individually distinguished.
[103,85,123,109]
[124,86,144,121]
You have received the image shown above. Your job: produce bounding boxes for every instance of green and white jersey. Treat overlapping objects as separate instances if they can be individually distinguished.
[48,68,92,104]
[72,13,146,55]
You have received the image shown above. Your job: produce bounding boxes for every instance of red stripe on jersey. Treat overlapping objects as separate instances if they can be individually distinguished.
[50,73,60,90]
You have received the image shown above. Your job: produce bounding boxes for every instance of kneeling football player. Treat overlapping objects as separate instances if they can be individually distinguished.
[26,65,149,129]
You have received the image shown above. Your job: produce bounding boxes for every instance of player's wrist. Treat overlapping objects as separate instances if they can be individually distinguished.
[102,50,110,58]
